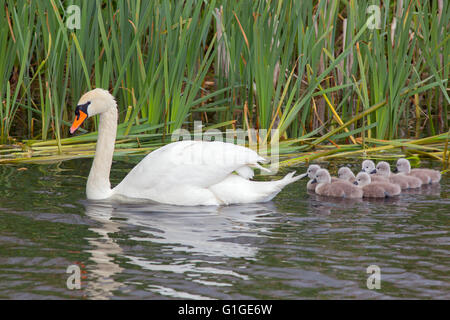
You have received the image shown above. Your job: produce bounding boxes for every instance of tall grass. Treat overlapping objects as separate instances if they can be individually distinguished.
[0,0,448,163]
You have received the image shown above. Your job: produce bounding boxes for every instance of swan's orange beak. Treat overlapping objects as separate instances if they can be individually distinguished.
[70,110,87,134]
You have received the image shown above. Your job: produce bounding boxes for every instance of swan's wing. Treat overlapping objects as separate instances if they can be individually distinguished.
[113,140,266,194]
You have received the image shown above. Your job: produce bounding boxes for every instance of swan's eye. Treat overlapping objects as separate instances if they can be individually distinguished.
[75,102,90,120]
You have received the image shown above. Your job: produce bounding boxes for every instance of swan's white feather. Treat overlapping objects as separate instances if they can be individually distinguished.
[111,140,297,205]
[209,171,304,205]
[236,166,255,179]
[76,89,303,206]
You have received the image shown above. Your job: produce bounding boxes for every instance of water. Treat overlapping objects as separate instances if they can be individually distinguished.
[0,159,448,299]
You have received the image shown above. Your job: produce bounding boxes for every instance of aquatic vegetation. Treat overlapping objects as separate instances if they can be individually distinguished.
[0,0,448,168]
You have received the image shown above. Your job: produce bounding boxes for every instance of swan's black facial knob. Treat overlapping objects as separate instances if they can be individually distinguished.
[71,102,91,134]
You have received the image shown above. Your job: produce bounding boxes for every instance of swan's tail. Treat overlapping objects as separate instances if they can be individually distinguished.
[256,171,306,202]
[210,171,306,205]
[277,171,308,188]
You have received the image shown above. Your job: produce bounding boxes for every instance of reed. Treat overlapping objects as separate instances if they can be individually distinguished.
[0,0,448,165]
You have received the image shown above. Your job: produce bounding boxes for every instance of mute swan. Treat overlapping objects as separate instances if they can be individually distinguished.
[354,172,401,198]
[70,89,305,206]
[360,160,389,183]
[395,158,441,184]
[337,167,356,183]
[305,165,321,191]
[361,160,377,174]
[375,161,421,189]
[312,169,363,198]
[305,165,339,192]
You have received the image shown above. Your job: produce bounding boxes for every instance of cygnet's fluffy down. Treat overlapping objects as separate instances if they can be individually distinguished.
[337,167,356,183]
[360,160,390,183]
[354,172,401,198]
[305,165,338,192]
[313,169,363,198]
[306,165,321,192]
[375,161,421,189]
[395,158,441,184]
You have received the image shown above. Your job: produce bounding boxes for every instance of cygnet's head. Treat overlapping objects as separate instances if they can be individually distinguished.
[395,158,411,174]
[375,161,391,177]
[307,164,321,179]
[354,172,372,187]
[338,167,355,181]
[70,88,117,134]
[361,160,376,174]
[312,169,331,184]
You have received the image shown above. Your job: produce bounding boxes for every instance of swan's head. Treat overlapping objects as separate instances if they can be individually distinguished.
[354,172,371,187]
[395,158,411,174]
[70,88,117,134]
[376,161,391,177]
[306,164,321,179]
[338,167,355,181]
[361,160,376,174]
[312,169,331,184]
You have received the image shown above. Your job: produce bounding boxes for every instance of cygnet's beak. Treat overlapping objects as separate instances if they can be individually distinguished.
[353,181,358,185]
[370,169,377,174]
[311,179,317,184]
[393,168,398,173]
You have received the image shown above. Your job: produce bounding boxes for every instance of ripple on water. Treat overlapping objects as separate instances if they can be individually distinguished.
[0,161,448,299]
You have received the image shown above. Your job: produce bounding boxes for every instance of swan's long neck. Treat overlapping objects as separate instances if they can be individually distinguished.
[86,106,118,200]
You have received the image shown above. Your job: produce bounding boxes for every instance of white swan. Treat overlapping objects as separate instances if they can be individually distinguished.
[70,89,304,206]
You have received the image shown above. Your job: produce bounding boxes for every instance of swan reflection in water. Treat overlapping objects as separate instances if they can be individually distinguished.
[82,200,279,299]
[83,203,124,299]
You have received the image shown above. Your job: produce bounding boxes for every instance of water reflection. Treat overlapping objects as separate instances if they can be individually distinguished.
[401,184,441,196]
[305,183,442,215]
[307,193,366,215]
[84,203,124,299]
[82,200,278,298]
[0,161,448,299]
